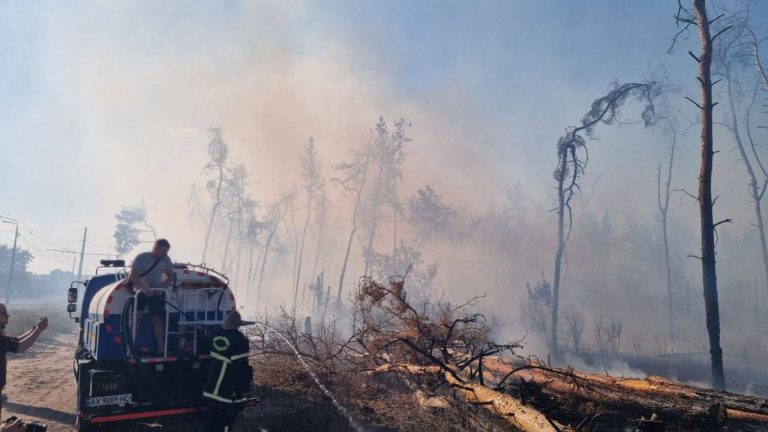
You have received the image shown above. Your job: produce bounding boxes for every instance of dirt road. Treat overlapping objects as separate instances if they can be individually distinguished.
[5,332,78,431]
[3,332,350,432]
[4,332,214,431]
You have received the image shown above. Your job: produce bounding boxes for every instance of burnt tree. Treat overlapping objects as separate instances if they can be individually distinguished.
[295,138,320,311]
[550,82,659,355]
[333,135,373,312]
[673,0,730,390]
[201,128,229,264]
[657,113,679,341]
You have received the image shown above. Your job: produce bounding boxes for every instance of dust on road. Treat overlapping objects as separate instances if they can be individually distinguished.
[4,332,211,431]
[3,330,350,432]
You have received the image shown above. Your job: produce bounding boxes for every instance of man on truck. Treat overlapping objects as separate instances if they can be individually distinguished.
[127,238,173,355]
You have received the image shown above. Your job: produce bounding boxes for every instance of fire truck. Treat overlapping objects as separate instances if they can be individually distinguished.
[66,260,259,431]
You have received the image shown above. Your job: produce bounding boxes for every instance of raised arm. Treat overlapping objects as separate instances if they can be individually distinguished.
[16,324,37,339]
[17,316,47,353]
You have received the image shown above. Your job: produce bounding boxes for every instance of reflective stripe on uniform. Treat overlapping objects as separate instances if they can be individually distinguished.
[210,351,231,363]
[202,391,235,404]
[213,362,229,395]
[210,350,248,363]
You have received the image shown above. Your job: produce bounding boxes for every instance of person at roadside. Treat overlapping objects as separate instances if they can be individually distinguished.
[203,311,252,432]
[127,238,173,355]
[0,303,48,420]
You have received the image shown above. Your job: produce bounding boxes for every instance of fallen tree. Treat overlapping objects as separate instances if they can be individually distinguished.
[246,278,768,431]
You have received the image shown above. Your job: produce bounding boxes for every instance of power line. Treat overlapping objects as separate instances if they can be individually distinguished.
[0,209,77,252]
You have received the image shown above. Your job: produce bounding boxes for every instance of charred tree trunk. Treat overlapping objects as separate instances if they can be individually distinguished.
[657,118,677,341]
[738,22,768,294]
[291,204,300,316]
[233,223,244,288]
[256,222,278,306]
[549,82,657,356]
[551,151,568,355]
[723,65,768,303]
[296,188,313,310]
[693,0,726,390]
[336,149,372,313]
[336,224,358,312]
[257,204,288,307]
[221,218,235,273]
[244,235,257,307]
[362,162,385,276]
[310,195,327,285]
[201,164,224,264]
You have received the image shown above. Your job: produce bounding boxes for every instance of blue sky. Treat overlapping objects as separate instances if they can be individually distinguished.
[0,0,766,274]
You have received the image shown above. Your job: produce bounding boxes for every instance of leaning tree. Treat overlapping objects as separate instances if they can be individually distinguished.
[550,81,660,356]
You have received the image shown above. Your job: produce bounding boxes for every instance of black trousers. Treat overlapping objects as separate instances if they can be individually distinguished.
[205,401,238,432]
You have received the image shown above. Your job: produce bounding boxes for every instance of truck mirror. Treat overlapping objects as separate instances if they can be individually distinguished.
[67,303,76,313]
[68,287,78,304]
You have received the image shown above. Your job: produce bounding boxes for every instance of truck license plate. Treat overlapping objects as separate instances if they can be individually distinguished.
[87,393,132,407]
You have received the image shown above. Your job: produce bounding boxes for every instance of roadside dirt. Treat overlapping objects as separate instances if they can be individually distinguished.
[2,332,353,432]
[5,332,79,431]
[4,333,212,431]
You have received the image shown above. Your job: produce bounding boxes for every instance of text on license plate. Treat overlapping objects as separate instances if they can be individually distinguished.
[88,393,132,407]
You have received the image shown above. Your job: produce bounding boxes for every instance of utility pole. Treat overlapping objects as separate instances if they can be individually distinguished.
[77,227,88,281]
[5,221,19,305]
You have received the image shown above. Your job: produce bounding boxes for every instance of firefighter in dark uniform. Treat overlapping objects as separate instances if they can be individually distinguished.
[203,311,252,432]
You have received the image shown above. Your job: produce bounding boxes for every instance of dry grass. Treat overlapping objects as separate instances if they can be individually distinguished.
[246,353,516,432]
[4,303,74,336]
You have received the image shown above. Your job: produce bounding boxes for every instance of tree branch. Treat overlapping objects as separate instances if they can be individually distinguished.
[674,188,700,202]
[713,218,733,228]
[708,13,725,26]
[684,96,703,109]
[711,25,733,44]
[689,51,702,63]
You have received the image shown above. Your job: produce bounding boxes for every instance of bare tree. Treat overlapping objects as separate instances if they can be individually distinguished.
[550,81,659,355]
[310,182,329,285]
[234,198,258,288]
[256,194,292,307]
[362,118,410,276]
[593,312,622,356]
[243,212,264,307]
[562,303,585,353]
[201,128,229,264]
[289,196,299,314]
[333,135,374,312]
[672,0,731,390]
[220,163,254,281]
[657,113,680,341]
[714,7,768,297]
[295,138,321,312]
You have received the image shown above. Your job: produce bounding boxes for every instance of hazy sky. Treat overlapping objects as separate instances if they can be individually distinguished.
[1,0,767,274]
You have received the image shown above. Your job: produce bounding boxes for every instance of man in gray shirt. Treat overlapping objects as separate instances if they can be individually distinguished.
[129,238,173,355]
